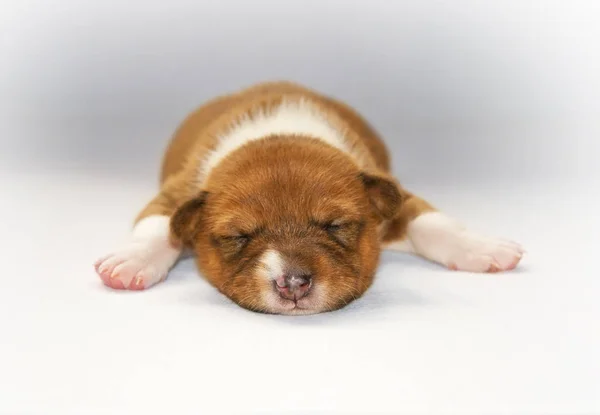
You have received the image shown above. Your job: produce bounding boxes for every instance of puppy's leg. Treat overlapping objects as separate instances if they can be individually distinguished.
[94,186,184,290]
[382,192,524,272]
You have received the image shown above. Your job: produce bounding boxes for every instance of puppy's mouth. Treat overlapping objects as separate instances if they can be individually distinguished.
[268,281,321,315]
[274,293,312,310]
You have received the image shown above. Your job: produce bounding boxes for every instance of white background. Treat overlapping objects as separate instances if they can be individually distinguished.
[1,1,599,414]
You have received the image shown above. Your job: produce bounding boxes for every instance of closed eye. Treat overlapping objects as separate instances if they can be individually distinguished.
[311,219,347,231]
[222,234,251,245]
[218,226,264,244]
[323,223,342,233]
[212,234,252,259]
[313,220,363,249]
[225,233,249,240]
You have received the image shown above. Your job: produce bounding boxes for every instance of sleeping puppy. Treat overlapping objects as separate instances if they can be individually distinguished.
[94,81,524,315]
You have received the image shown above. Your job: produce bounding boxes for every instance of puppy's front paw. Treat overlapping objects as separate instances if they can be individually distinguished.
[94,241,177,290]
[447,232,525,273]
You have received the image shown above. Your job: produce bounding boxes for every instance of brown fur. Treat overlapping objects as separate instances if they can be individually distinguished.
[135,81,438,313]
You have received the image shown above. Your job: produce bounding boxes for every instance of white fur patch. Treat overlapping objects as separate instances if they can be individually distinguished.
[384,238,415,253]
[387,212,525,272]
[132,215,172,241]
[199,99,351,180]
[258,249,286,281]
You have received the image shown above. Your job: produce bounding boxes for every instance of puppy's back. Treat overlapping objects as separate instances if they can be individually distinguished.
[161,81,391,184]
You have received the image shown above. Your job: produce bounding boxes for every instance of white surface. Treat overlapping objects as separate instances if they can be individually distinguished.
[2,170,598,415]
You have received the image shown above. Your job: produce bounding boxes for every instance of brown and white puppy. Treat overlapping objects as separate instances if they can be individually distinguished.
[94,81,524,315]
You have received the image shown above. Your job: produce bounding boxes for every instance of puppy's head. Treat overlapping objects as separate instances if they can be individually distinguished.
[170,138,402,315]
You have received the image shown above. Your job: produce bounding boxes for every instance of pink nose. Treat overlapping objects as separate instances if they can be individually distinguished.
[275,274,312,300]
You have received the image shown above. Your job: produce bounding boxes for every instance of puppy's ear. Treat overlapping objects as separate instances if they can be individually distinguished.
[359,172,403,220]
[170,191,209,248]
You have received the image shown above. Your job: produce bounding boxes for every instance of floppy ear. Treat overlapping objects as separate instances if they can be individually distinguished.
[170,191,209,248]
[358,172,403,220]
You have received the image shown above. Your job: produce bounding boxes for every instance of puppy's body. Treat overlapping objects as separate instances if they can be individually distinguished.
[95,81,524,314]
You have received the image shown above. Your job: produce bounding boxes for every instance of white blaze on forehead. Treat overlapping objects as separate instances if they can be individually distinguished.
[199,99,352,180]
[258,249,286,280]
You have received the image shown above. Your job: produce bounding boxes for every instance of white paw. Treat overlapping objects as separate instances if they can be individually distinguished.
[94,241,179,290]
[445,231,525,273]
[408,212,525,273]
